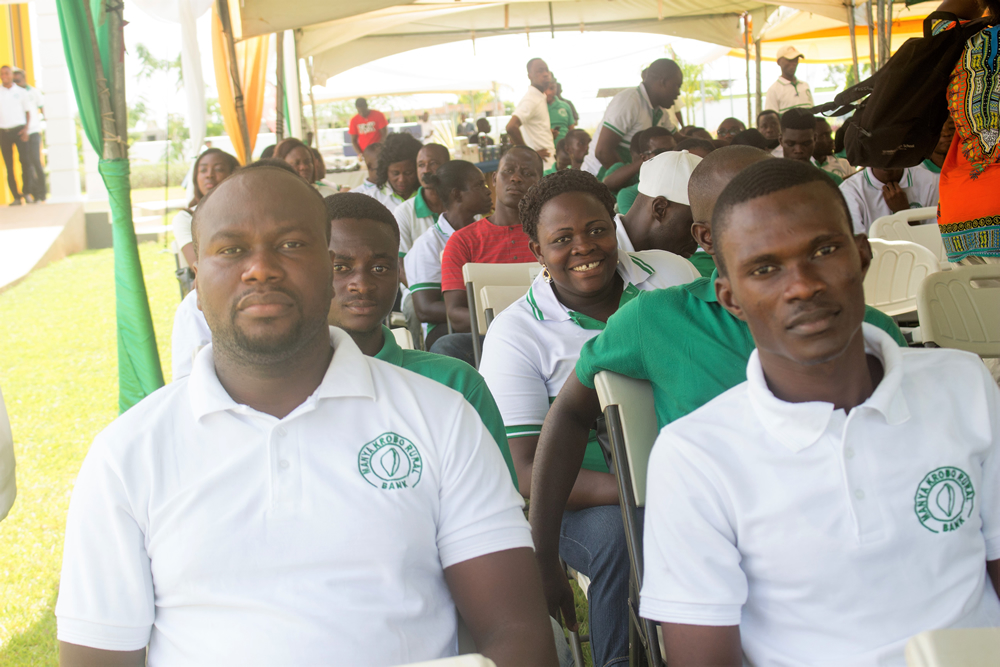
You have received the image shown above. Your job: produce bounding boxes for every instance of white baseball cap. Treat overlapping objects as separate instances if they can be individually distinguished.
[776,46,804,61]
[637,150,702,205]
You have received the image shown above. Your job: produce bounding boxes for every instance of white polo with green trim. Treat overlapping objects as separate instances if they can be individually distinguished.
[839,167,940,234]
[394,187,437,257]
[641,324,1000,666]
[479,249,699,473]
[56,327,531,665]
[404,213,456,295]
[374,183,410,213]
[582,84,676,176]
[764,76,814,113]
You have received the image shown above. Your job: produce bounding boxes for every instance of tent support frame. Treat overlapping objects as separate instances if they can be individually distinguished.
[847,1,860,83]
[216,0,251,162]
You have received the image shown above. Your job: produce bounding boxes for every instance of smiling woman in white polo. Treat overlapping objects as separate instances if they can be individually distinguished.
[478,169,699,667]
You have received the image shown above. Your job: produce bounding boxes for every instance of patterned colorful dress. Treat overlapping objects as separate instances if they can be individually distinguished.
[933,19,1000,262]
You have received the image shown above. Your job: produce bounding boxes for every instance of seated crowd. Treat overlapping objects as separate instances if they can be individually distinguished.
[60,40,999,667]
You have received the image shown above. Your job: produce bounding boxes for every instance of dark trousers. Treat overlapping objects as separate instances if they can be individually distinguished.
[0,127,28,200]
[23,133,44,201]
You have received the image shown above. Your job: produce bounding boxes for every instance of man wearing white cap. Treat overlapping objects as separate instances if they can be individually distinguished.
[615,149,706,269]
[765,46,814,114]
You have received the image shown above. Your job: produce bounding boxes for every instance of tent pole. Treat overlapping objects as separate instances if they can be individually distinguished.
[866,1,877,71]
[755,38,762,120]
[745,14,751,127]
[108,2,128,153]
[884,0,893,57]
[275,31,285,142]
[85,0,122,159]
[876,0,886,67]
[306,57,319,150]
[216,0,251,163]
[847,2,860,84]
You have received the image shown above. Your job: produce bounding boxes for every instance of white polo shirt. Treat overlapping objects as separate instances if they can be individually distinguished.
[512,85,556,169]
[641,324,1000,667]
[404,213,456,295]
[22,85,42,135]
[764,76,814,113]
[395,187,438,257]
[374,184,409,213]
[351,178,381,200]
[614,214,636,252]
[0,83,30,130]
[480,249,699,444]
[583,84,675,175]
[170,289,211,381]
[171,208,194,249]
[840,167,940,234]
[56,327,531,666]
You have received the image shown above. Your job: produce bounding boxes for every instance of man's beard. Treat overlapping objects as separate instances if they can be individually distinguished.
[212,289,328,366]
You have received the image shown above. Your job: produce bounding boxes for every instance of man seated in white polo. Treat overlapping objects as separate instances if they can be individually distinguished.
[641,159,1000,667]
[55,163,557,667]
[839,165,940,234]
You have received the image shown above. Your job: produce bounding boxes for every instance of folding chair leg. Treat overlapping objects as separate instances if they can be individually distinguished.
[568,629,586,667]
[466,281,482,368]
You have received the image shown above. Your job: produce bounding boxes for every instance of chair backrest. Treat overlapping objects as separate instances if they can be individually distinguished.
[593,371,658,507]
[869,207,948,269]
[395,655,497,667]
[864,239,940,316]
[0,386,15,522]
[391,327,415,350]
[917,264,1000,357]
[462,262,541,333]
[904,628,1000,667]
[480,285,530,327]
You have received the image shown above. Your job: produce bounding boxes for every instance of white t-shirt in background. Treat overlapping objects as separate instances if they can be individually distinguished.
[839,167,940,234]
[512,85,556,169]
[170,289,211,381]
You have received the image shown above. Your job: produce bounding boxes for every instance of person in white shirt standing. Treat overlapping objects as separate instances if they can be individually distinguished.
[840,166,940,234]
[642,158,1000,667]
[582,59,683,179]
[0,64,31,205]
[764,46,814,114]
[56,162,558,667]
[507,58,557,170]
[11,68,43,202]
[418,111,436,144]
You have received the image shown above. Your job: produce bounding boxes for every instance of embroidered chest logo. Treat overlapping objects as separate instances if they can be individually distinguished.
[914,467,975,533]
[358,432,423,490]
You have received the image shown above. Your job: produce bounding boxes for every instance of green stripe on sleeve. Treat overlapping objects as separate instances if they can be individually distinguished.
[603,121,624,136]
[506,425,543,438]
[409,282,441,293]
[628,253,655,275]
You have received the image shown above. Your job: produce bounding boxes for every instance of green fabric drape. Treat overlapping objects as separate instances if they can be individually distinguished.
[56,0,164,412]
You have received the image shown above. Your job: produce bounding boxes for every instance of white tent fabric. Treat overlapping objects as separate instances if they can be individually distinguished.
[282,31,303,139]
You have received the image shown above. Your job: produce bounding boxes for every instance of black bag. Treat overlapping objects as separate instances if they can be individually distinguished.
[811,12,991,168]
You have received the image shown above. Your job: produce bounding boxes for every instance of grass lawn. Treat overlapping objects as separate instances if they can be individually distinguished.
[0,240,594,665]
[0,242,178,665]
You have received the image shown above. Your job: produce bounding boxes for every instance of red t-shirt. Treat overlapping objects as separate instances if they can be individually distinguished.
[349,110,388,152]
[441,218,534,292]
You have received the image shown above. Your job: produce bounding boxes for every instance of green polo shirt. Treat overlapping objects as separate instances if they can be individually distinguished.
[687,252,716,278]
[819,165,844,186]
[602,161,640,192]
[617,183,640,215]
[575,271,909,430]
[548,98,574,146]
[374,326,517,484]
[921,159,942,174]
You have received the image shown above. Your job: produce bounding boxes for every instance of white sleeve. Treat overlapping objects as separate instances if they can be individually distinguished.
[55,437,155,651]
[840,180,868,235]
[172,209,194,249]
[21,90,31,114]
[639,428,746,626]
[764,83,779,112]
[394,203,416,256]
[601,91,639,138]
[436,396,533,568]
[479,311,552,439]
[171,291,212,381]
[0,386,15,522]
[979,361,1000,561]
[512,90,536,123]
[404,232,441,293]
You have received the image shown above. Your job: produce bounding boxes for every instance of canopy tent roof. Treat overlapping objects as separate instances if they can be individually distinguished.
[731,3,931,63]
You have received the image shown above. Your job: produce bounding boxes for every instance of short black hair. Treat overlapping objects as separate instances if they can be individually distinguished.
[729,128,770,150]
[674,137,715,154]
[565,128,590,144]
[711,159,850,274]
[355,97,367,107]
[324,192,400,243]
[419,143,451,161]
[500,144,544,171]
[519,169,616,243]
[526,57,544,72]
[376,132,422,188]
[781,108,817,131]
[423,160,481,206]
[629,130,646,154]
[259,144,276,159]
[757,109,779,124]
[644,58,680,81]
[555,138,568,155]
[639,126,673,151]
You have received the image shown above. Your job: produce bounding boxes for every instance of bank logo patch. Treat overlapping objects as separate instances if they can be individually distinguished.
[358,432,423,490]
[914,467,975,533]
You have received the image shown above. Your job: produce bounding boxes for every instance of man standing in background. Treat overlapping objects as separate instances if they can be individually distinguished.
[0,65,31,205]
[547,79,575,147]
[12,68,43,203]
[456,113,474,137]
[349,98,388,157]
[507,58,556,169]
[418,111,436,144]
[764,46,813,113]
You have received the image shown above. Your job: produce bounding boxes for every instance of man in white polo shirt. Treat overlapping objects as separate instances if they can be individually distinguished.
[582,59,682,179]
[840,165,940,234]
[56,163,557,667]
[0,64,31,205]
[764,45,814,113]
[642,158,1000,667]
[12,68,44,203]
[507,58,557,170]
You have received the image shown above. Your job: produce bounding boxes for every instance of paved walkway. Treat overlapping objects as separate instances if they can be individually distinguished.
[0,203,85,292]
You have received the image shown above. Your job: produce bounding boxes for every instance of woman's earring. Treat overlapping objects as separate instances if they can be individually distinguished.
[541,266,553,284]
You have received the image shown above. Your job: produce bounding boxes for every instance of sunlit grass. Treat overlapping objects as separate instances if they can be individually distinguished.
[0,242,177,664]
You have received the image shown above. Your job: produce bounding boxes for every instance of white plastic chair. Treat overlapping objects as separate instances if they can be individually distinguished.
[905,627,1000,667]
[479,285,530,329]
[917,264,1000,358]
[864,239,940,317]
[391,327,415,350]
[869,207,949,270]
[594,371,664,667]
[462,262,541,366]
[0,386,16,522]
[395,655,496,667]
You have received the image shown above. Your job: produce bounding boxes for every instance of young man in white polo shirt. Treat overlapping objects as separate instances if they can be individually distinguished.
[840,165,940,234]
[56,164,557,667]
[642,158,1000,667]
[582,59,682,179]
[764,45,814,113]
[12,68,44,203]
[0,64,31,205]
[507,58,557,170]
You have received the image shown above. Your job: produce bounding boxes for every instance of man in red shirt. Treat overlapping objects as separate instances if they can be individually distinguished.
[432,146,543,363]
[349,98,388,156]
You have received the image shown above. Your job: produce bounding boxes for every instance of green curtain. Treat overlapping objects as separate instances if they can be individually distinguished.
[56,0,165,412]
